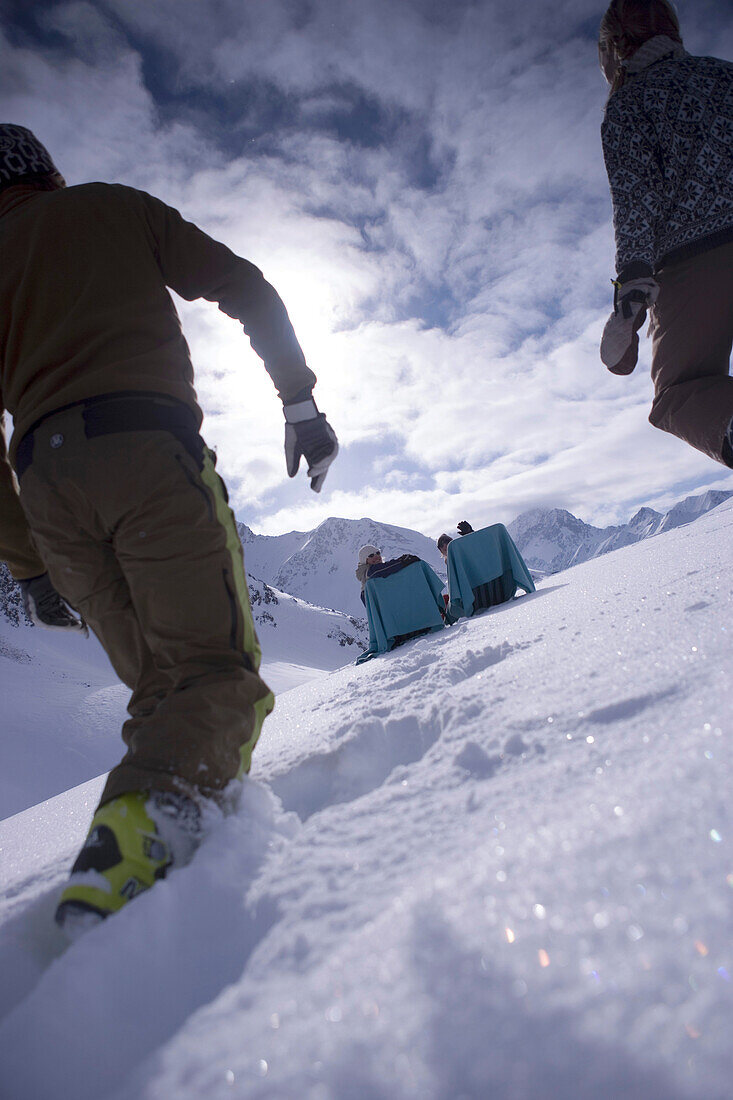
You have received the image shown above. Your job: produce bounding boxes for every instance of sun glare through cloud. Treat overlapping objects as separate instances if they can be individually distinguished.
[2,0,732,536]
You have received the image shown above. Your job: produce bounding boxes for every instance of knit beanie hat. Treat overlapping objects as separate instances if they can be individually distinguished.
[0,124,63,190]
[358,544,380,564]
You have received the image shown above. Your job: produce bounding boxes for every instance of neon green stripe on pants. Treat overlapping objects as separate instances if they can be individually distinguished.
[200,447,275,776]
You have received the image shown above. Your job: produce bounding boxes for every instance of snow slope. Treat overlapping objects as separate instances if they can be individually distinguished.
[0,579,366,821]
[0,625,128,821]
[245,575,368,689]
[0,500,731,1100]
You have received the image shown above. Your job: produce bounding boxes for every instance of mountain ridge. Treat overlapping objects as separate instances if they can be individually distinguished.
[507,489,733,575]
[236,489,733,612]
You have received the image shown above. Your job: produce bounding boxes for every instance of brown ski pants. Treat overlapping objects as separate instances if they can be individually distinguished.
[17,399,274,807]
[649,239,733,466]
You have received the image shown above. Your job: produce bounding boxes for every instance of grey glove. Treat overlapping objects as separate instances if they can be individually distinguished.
[283,394,339,493]
[600,276,659,375]
[19,573,88,633]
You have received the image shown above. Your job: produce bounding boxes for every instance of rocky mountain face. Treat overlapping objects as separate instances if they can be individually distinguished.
[247,576,369,662]
[0,564,369,663]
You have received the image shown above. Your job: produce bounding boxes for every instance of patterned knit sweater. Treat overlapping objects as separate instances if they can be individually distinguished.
[601,44,733,280]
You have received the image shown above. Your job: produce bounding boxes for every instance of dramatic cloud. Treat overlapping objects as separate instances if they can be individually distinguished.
[3,0,732,536]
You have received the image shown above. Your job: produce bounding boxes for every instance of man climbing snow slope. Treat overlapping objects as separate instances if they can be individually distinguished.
[0,124,338,937]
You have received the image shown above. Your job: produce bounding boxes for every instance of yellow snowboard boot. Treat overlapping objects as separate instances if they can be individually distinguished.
[55,790,201,940]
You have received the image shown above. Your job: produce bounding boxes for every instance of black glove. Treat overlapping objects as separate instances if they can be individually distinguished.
[19,573,88,633]
[457,521,473,535]
[283,393,339,493]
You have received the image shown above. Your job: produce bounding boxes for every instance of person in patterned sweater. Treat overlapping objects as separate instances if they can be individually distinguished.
[598,0,733,468]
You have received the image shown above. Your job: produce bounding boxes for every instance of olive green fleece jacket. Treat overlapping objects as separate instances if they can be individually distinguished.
[0,181,316,578]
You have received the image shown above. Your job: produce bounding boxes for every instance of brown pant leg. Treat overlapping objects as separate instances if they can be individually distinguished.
[18,412,273,806]
[17,412,159,697]
[648,241,733,466]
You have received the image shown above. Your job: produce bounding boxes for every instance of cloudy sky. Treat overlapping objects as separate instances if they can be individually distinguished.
[3,0,733,536]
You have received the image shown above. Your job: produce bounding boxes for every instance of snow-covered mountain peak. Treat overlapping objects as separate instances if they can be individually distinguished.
[507,489,733,575]
[261,516,446,618]
[509,506,601,542]
[658,489,733,532]
[507,507,602,575]
[628,506,662,531]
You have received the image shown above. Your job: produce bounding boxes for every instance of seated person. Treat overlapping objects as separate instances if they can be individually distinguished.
[359,549,444,654]
[356,544,382,605]
[441,520,533,617]
[355,545,420,605]
[437,521,473,561]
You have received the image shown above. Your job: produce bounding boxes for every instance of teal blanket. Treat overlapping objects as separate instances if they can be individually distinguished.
[446,524,534,621]
[356,560,446,663]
